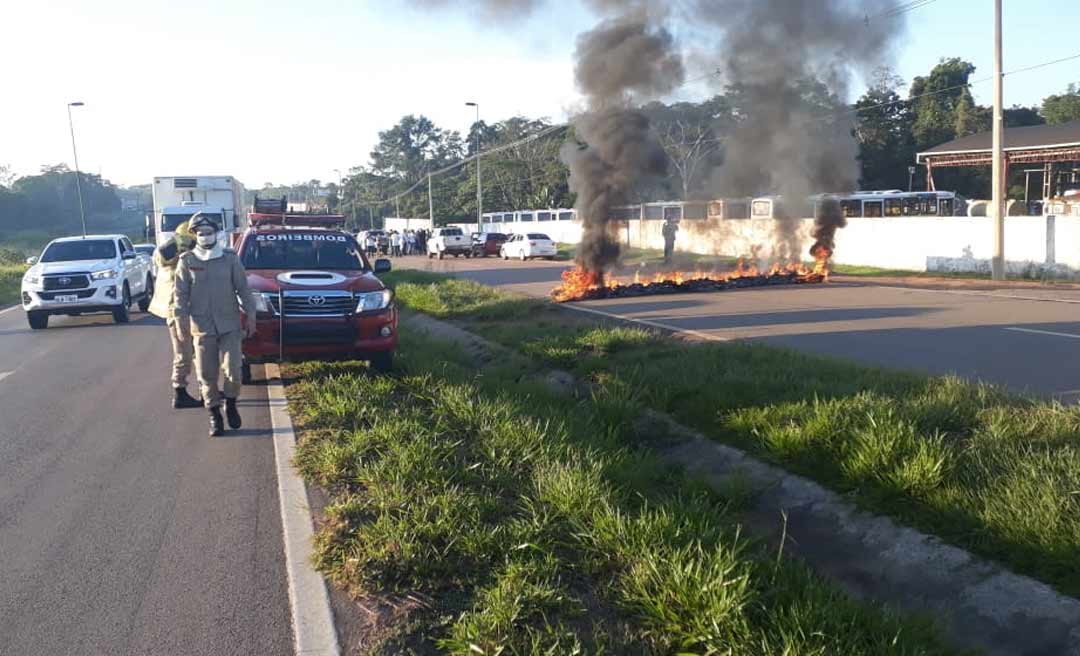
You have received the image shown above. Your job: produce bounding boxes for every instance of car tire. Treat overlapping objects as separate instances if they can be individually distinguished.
[370,351,393,373]
[464,251,471,258]
[437,250,444,260]
[27,311,49,330]
[137,276,153,312]
[113,284,131,324]
[501,251,508,260]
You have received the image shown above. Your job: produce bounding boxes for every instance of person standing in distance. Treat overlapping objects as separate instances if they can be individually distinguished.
[149,220,202,408]
[174,213,257,436]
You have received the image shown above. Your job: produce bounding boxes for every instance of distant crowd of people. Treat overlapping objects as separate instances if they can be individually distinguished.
[359,228,429,258]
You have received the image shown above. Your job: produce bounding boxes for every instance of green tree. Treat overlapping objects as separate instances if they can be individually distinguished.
[910,58,977,150]
[854,68,915,190]
[1041,84,1080,124]
[1004,105,1045,128]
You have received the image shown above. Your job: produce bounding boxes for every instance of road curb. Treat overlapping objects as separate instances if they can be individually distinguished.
[264,363,341,656]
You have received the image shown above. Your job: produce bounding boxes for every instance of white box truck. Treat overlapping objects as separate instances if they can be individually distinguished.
[151,175,246,248]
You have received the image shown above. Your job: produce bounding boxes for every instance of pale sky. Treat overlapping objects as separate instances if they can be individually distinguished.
[2,0,1078,188]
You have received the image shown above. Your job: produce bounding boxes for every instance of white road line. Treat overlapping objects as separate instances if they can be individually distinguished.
[874,285,1080,305]
[0,371,14,383]
[0,305,20,316]
[263,363,340,656]
[1004,327,1080,340]
[561,303,731,342]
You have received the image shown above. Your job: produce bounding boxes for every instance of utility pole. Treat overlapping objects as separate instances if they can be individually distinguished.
[466,102,482,233]
[991,0,1006,280]
[427,172,434,225]
[67,102,87,237]
[908,166,916,192]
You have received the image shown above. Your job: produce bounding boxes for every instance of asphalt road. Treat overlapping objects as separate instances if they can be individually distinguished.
[403,255,1080,400]
[0,306,292,655]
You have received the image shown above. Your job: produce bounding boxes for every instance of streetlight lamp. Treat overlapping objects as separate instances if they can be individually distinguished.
[67,102,87,237]
[466,102,482,233]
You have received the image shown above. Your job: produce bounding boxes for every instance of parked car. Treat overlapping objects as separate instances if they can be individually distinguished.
[471,232,508,257]
[244,213,398,373]
[500,233,557,261]
[133,243,158,278]
[21,234,154,329]
[427,227,471,259]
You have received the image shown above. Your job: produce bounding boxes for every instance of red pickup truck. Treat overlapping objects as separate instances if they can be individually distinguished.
[237,212,397,375]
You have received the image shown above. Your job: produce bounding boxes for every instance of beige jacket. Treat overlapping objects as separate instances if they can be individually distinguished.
[148,250,179,320]
[174,249,257,336]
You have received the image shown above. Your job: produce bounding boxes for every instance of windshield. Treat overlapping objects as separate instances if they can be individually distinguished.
[242,233,368,271]
[527,234,551,240]
[163,212,222,232]
[41,240,117,262]
[441,228,463,236]
[134,246,155,256]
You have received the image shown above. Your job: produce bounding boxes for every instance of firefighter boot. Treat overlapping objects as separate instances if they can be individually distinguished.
[173,386,203,409]
[225,397,242,430]
[209,407,225,437]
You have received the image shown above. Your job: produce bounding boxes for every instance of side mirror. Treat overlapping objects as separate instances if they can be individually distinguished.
[26,256,38,265]
[122,251,136,260]
[373,258,392,274]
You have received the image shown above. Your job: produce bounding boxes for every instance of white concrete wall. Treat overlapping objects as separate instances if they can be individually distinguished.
[535,214,1080,276]
[384,217,432,232]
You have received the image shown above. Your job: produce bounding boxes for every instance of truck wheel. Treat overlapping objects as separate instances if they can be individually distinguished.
[519,251,527,261]
[501,251,508,260]
[370,351,393,373]
[437,250,444,260]
[464,251,471,259]
[113,284,131,324]
[137,276,153,312]
[27,311,49,330]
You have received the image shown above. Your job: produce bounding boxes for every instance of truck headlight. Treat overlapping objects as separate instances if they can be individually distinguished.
[255,293,274,314]
[91,268,118,280]
[23,272,39,285]
[355,289,392,313]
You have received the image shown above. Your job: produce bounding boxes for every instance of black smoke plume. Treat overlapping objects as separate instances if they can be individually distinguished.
[562,13,683,273]
[693,0,904,262]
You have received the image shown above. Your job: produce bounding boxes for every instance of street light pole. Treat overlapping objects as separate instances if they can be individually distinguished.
[67,102,87,237]
[466,102,482,234]
[908,166,916,192]
[991,0,1006,280]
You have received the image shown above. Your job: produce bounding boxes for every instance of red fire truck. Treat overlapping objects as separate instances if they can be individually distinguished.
[238,206,398,376]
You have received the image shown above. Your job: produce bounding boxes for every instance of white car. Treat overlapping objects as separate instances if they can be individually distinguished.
[21,234,154,329]
[500,233,557,260]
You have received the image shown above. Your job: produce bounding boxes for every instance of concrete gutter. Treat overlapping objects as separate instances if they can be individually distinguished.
[264,363,341,656]
[409,311,1080,656]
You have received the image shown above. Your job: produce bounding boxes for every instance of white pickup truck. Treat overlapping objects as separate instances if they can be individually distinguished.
[21,234,153,329]
[426,227,472,259]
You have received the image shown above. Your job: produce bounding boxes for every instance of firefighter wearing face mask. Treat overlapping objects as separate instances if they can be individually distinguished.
[174,213,258,436]
[149,220,202,409]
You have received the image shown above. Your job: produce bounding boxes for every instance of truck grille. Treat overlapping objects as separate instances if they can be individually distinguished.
[270,291,354,317]
[174,178,198,188]
[43,274,90,290]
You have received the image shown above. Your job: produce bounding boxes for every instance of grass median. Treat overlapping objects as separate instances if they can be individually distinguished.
[288,324,956,654]
[0,248,29,308]
[381,269,1080,600]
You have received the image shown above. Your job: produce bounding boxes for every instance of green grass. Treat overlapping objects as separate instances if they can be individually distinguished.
[557,243,738,269]
[0,248,28,307]
[831,264,991,280]
[383,271,1080,599]
[287,327,958,655]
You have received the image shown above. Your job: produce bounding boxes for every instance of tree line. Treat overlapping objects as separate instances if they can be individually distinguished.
[0,165,130,247]
[329,57,1079,228]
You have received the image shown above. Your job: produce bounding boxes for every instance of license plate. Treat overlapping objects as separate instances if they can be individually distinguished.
[56,294,79,303]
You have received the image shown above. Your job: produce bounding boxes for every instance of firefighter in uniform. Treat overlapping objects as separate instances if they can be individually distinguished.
[149,220,202,409]
[174,213,257,436]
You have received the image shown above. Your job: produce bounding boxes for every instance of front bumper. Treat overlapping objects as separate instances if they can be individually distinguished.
[243,307,398,362]
[21,283,123,313]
